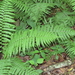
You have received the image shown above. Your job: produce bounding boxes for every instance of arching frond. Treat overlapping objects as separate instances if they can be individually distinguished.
[0,58,40,75]
[12,0,33,20]
[0,0,15,48]
[3,25,75,57]
[28,3,54,22]
[64,40,75,59]
[51,11,75,27]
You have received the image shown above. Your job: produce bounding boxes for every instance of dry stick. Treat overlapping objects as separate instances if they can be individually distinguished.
[44,60,72,73]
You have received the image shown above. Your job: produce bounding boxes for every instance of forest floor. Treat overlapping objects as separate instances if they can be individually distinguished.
[18,50,75,75]
[40,53,75,75]
[0,43,75,75]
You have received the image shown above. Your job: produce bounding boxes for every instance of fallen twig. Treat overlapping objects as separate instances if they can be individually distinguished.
[43,60,72,73]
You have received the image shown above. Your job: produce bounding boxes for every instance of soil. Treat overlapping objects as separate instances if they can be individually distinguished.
[18,52,75,75]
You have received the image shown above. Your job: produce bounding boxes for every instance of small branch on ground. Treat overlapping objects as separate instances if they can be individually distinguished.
[43,60,72,73]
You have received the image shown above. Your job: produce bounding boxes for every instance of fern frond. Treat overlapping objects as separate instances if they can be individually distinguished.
[9,58,40,75]
[12,0,73,27]
[0,0,15,48]
[0,58,40,75]
[0,59,11,75]
[12,0,33,20]
[64,40,75,58]
[70,0,75,10]
[3,25,75,57]
[28,3,54,22]
[12,0,55,27]
[51,11,75,27]
[12,0,32,12]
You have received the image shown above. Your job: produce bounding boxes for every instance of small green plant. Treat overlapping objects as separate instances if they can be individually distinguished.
[51,45,65,54]
[20,48,51,66]
[29,54,44,66]
[50,45,65,60]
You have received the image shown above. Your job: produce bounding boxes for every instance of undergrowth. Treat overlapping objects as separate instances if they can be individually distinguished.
[0,0,75,75]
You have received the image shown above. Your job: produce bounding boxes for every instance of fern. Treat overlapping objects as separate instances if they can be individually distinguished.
[12,0,33,21]
[12,0,55,27]
[3,25,75,57]
[12,0,74,28]
[0,0,15,48]
[51,11,75,27]
[12,0,32,12]
[70,0,75,10]
[0,0,75,59]
[0,0,75,75]
[0,58,40,75]
[28,3,54,22]
[63,40,75,59]
[0,59,11,75]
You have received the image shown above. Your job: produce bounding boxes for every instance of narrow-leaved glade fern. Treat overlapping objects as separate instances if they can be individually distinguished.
[3,25,75,57]
[0,0,15,48]
[0,58,40,75]
[51,11,75,27]
[62,40,75,59]
[12,0,33,23]
[27,3,54,23]
[12,0,55,27]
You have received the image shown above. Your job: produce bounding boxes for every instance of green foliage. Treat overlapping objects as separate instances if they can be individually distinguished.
[0,0,15,48]
[62,40,75,59]
[51,11,75,27]
[50,45,65,54]
[23,48,50,66]
[50,45,65,60]
[27,3,54,24]
[0,57,41,75]
[70,0,75,10]
[3,25,75,57]
[12,0,75,27]
[0,0,75,75]
[19,48,51,66]
[29,54,44,66]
